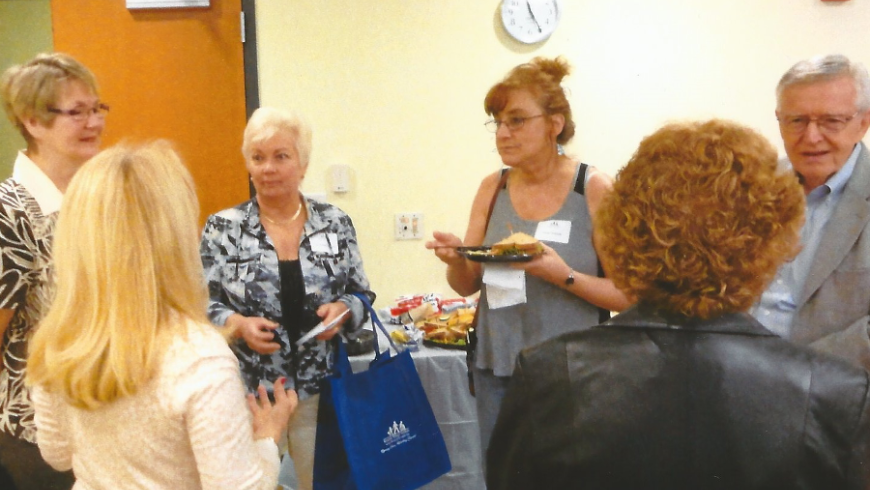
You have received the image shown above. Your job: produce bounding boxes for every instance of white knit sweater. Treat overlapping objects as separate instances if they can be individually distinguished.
[31,320,279,490]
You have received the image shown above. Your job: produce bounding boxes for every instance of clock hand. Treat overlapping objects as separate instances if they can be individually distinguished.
[526,1,542,32]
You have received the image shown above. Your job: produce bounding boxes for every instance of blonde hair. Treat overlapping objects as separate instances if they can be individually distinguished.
[0,52,99,145]
[595,120,805,319]
[242,106,313,170]
[27,141,208,409]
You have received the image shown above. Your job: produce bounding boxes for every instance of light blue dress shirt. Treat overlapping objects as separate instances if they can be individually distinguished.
[751,144,863,337]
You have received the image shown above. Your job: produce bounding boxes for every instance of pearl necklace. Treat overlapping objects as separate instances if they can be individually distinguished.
[261,202,303,226]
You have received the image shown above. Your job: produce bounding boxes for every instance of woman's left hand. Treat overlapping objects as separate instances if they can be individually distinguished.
[315,302,351,341]
[247,377,299,444]
[513,243,570,286]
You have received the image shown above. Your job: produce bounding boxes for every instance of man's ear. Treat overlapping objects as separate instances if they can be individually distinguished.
[857,109,870,139]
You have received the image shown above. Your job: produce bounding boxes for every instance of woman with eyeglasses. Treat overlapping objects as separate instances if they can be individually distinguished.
[425,56,631,462]
[0,52,107,489]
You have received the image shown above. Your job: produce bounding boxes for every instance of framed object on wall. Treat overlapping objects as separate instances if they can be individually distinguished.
[127,0,209,9]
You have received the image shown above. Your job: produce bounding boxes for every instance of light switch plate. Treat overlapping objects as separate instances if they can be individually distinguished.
[395,213,423,240]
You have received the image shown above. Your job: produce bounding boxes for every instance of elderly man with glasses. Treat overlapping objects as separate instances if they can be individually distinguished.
[751,54,870,370]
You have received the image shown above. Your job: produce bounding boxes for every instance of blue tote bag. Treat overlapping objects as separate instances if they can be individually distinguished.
[313,293,451,490]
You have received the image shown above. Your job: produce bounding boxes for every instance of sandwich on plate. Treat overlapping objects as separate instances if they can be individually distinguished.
[490,232,544,256]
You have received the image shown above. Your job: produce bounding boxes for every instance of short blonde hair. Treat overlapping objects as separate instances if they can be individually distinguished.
[595,120,805,319]
[242,106,313,170]
[0,52,99,145]
[27,141,208,409]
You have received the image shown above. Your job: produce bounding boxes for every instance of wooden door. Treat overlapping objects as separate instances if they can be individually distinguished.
[51,0,250,222]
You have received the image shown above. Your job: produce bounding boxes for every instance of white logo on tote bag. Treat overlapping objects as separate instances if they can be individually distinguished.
[381,421,416,453]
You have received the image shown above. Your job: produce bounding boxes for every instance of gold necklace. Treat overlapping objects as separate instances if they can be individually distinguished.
[261,202,303,226]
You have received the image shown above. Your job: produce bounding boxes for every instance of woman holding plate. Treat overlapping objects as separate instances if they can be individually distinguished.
[426,56,631,461]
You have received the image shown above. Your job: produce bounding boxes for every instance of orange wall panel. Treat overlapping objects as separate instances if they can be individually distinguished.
[51,0,250,223]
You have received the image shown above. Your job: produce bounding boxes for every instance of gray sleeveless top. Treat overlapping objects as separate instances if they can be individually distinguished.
[476,163,606,376]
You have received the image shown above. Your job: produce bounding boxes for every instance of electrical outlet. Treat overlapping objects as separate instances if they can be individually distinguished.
[395,213,423,240]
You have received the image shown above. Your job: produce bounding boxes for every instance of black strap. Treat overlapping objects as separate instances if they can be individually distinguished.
[579,163,610,322]
[574,163,610,322]
[597,258,611,323]
[574,162,589,195]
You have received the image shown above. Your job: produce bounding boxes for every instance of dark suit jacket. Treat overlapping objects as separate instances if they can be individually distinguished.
[487,305,870,490]
[792,143,870,371]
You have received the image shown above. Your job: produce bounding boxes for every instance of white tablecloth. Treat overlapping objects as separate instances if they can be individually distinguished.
[279,331,484,490]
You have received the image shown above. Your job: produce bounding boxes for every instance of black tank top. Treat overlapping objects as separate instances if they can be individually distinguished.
[278,259,306,342]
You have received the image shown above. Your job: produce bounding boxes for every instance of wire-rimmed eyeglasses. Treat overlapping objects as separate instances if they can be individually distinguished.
[48,103,110,122]
[777,112,858,134]
[484,114,546,133]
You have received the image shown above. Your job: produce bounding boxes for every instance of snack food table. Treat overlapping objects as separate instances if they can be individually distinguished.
[278,332,484,490]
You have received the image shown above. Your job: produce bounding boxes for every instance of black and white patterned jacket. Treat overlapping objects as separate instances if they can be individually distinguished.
[200,196,374,399]
[0,152,62,443]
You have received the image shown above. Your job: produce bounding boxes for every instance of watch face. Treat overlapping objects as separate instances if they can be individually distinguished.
[501,0,561,44]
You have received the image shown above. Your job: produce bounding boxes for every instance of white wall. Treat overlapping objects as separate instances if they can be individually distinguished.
[255,0,870,306]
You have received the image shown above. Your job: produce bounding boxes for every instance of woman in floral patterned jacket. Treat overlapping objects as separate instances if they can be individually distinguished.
[0,52,107,489]
[200,107,375,490]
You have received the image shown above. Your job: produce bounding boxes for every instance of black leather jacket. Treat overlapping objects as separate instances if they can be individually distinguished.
[487,305,870,490]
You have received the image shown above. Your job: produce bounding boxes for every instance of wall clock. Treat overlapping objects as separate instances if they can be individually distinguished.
[501,0,562,44]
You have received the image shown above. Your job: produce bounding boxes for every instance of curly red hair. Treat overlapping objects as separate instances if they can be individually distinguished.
[595,120,805,319]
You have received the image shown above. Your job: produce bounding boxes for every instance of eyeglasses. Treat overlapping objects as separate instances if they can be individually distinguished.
[484,114,546,132]
[48,103,110,122]
[777,112,858,134]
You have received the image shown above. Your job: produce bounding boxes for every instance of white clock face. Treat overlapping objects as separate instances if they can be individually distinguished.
[501,0,562,44]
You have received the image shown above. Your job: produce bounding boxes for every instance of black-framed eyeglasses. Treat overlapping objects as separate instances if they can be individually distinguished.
[777,112,858,134]
[48,103,110,122]
[484,114,546,132]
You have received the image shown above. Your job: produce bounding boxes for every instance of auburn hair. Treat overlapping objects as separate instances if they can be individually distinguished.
[595,119,804,319]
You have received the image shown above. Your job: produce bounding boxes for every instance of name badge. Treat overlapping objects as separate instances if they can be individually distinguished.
[535,220,571,244]
[310,232,339,254]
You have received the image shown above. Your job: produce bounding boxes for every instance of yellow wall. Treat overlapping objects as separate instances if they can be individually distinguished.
[0,0,53,178]
[256,0,870,306]
[8,1,865,307]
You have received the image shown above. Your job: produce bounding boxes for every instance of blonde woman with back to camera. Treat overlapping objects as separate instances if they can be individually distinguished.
[26,142,297,489]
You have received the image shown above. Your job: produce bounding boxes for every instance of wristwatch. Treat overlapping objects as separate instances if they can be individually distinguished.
[565,270,575,286]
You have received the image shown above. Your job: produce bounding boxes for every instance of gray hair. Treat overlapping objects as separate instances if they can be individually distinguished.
[242,107,313,170]
[776,54,870,112]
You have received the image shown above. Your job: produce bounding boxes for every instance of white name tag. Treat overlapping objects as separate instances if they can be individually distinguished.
[535,220,571,244]
[310,233,339,254]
